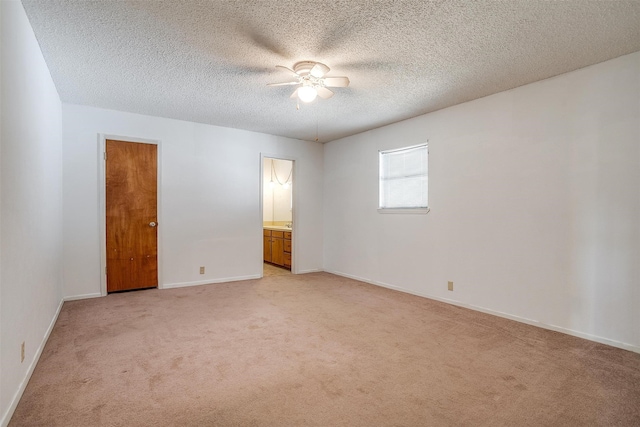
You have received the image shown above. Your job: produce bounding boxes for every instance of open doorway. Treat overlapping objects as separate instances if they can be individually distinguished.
[262,157,294,276]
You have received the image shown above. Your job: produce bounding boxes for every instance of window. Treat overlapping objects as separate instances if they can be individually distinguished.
[379,143,428,213]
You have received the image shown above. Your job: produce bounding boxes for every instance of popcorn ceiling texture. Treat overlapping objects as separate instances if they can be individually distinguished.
[21,0,640,142]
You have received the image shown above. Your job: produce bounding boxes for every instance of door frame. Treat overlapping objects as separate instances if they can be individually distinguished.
[260,153,298,276]
[98,134,163,296]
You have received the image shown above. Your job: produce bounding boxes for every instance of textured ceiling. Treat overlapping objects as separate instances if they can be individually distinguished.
[21,0,640,143]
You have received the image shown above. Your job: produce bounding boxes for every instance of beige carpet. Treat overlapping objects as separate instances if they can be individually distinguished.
[10,272,640,426]
[263,263,291,277]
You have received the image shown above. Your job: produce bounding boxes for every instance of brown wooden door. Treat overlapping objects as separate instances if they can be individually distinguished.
[106,140,158,292]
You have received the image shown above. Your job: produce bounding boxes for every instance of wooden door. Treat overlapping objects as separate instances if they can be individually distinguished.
[106,140,158,292]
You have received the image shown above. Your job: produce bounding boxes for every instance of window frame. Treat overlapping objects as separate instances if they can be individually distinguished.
[378,142,430,214]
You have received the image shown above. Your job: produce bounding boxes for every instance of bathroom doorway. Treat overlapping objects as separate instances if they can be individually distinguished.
[262,156,295,276]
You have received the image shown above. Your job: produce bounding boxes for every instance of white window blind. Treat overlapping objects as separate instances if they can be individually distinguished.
[379,144,428,209]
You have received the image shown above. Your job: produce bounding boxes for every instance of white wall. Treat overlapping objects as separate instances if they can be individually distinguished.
[62,104,323,297]
[0,1,64,424]
[324,51,640,351]
[263,158,293,222]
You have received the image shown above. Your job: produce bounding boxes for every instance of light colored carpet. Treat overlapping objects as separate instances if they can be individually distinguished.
[9,272,640,426]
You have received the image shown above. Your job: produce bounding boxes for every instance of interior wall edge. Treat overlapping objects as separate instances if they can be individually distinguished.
[324,269,640,355]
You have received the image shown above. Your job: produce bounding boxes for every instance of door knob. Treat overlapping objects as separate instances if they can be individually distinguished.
[149,222,157,227]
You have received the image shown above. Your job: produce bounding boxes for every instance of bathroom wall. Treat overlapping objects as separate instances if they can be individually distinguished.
[263,158,293,224]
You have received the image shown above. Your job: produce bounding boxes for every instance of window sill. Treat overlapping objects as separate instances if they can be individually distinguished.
[377,207,430,214]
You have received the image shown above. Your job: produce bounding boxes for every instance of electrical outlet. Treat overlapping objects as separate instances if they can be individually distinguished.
[199,266,205,274]
[21,342,25,363]
[448,281,454,291]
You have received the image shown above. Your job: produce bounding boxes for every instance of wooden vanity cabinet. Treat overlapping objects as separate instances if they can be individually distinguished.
[271,231,285,266]
[263,229,291,270]
[283,232,292,268]
[263,229,272,262]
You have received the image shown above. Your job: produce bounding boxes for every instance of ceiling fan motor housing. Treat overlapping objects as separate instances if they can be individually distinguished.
[293,61,318,76]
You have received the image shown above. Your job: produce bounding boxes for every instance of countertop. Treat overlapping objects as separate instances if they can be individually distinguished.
[263,226,292,232]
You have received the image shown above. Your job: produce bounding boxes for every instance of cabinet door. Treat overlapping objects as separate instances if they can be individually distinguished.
[272,237,285,266]
[263,236,272,262]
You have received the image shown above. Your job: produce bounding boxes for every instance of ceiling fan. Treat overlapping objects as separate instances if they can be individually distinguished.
[267,61,350,103]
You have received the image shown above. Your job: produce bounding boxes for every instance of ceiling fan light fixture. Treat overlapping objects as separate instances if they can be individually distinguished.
[298,86,318,103]
[268,61,349,105]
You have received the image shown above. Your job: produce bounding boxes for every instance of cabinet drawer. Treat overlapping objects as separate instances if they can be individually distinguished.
[284,252,291,267]
[271,230,284,238]
[284,231,292,240]
[263,229,271,236]
[284,239,291,253]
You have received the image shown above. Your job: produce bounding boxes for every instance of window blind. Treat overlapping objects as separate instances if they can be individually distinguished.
[379,144,428,209]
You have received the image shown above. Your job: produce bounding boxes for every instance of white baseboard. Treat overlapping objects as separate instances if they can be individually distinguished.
[65,274,267,297]
[1,298,64,427]
[63,292,102,301]
[325,269,640,354]
[163,274,261,289]
[296,268,322,274]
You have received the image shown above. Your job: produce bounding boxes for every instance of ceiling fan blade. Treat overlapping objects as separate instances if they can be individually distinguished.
[323,76,350,87]
[316,87,334,99]
[310,62,330,78]
[290,88,299,99]
[267,81,299,87]
[276,65,299,76]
